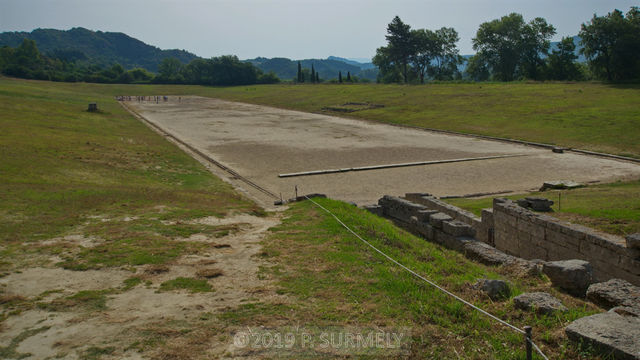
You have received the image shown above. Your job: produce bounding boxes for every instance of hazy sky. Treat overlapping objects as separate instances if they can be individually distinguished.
[1,0,638,61]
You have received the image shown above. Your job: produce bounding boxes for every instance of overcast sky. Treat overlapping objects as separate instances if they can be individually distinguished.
[1,0,638,61]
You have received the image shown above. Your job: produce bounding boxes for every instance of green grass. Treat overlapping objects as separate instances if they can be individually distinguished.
[445,180,640,236]
[219,198,602,359]
[37,290,112,312]
[159,277,214,293]
[0,77,261,272]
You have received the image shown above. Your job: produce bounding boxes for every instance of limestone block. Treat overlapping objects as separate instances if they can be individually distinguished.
[543,259,594,296]
[566,312,640,360]
[586,279,640,310]
[429,212,452,229]
[514,292,567,314]
[442,220,475,237]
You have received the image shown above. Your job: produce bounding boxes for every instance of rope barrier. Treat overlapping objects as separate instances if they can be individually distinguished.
[303,194,549,360]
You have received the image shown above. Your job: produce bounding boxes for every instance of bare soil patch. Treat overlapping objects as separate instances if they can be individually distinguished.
[0,213,282,359]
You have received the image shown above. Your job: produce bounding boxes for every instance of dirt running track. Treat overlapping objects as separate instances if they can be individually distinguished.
[126,96,640,208]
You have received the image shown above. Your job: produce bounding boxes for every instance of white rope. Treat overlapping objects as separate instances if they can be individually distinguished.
[304,195,550,360]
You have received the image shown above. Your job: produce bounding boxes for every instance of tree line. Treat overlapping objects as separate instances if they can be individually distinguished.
[375,7,640,83]
[294,61,364,83]
[0,39,280,85]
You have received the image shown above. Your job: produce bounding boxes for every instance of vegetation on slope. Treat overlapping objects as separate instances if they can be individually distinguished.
[0,27,198,72]
[231,198,602,359]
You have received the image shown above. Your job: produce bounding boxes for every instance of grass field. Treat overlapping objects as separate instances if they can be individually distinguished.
[0,77,628,358]
[445,180,640,236]
[0,76,262,271]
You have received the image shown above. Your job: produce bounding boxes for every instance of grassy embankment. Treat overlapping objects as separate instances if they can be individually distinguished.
[228,198,604,359]
[0,77,626,358]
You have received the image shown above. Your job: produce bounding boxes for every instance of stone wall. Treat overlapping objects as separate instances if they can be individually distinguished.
[373,195,640,286]
[491,198,639,284]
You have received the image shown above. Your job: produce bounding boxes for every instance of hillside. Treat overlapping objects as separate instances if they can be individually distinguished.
[0,27,199,72]
[246,57,379,81]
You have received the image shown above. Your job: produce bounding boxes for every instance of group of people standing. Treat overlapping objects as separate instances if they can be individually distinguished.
[115,95,181,103]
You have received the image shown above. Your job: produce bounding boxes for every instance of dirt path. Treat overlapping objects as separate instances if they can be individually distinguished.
[0,213,282,359]
[126,96,640,207]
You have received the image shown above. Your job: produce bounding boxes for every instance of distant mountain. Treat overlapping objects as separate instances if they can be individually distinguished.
[327,56,376,70]
[0,27,199,72]
[246,57,378,81]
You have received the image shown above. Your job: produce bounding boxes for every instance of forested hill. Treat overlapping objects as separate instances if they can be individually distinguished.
[246,57,379,81]
[0,27,199,72]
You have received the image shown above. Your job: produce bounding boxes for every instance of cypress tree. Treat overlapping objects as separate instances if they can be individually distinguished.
[316,72,320,83]
[338,71,342,83]
[347,71,351,82]
[297,62,302,83]
[311,64,316,83]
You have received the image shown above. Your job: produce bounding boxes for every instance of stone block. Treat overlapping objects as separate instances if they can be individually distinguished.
[566,312,640,360]
[546,243,582,261]
[618,255,640,277]
[438,233,472,251]
[543,259,594,297]
[518,240,549,260]
[586,279,640,310]
[363,204,383,216]
[416,209,438,222]
[429,212,452,229]
[514,292,567,314]
[586,232,627,254]
[474,279,511,300]
[463,241,517,266]
[442,220,475,237]
[546,229,581,251]
[579,240,621,265]
[494,210,517,229]
[626,233,640,250]
[414,222,435,240]
[516,219,545,239]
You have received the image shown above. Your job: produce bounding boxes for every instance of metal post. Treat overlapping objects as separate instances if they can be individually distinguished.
[524,326,532,360]
[558,192,562,211]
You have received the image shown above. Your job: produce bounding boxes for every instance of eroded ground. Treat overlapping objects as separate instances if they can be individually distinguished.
[0,212,282,359]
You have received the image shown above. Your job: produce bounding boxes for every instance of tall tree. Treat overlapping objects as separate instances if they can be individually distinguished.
[372,45,402,83]
[157,57,184,83]
[472,13,555,81]
[384,16,414,83]
[410,29,437,84]
[338,71,342,83]
[346,71,351,82]
[580,7,640,81]
[297,61,303,83]
[311,63,316,83]
[546,37,582,80]
[519,17,556,80]
[429,27,464,80]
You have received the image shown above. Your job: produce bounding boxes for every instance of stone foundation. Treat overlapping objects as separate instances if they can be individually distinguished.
[373,194,639,286]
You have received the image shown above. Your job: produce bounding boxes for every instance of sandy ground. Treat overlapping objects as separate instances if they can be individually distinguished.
[126,96,640,207]
[0,214,282,359]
